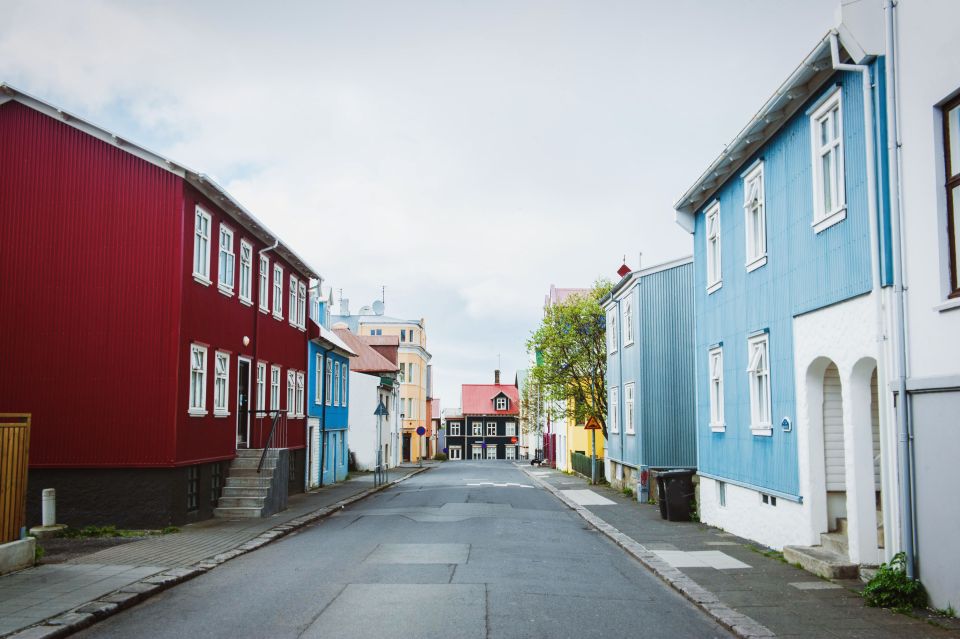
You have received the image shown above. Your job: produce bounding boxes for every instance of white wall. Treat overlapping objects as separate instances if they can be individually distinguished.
[699,477,809,550]
[348,371,392,471]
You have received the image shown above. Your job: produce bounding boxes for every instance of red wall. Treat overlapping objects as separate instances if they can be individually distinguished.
[0,102,183,467]
[175,185,310,462]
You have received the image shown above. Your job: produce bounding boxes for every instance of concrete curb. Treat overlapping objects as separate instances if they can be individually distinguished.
[520,466,776,639]
[4,467,430,639]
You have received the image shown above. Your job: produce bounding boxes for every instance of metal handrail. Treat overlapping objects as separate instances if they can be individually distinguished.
[257,410,283,473]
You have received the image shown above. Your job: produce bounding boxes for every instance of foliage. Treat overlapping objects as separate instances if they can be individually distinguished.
[621,486,633,497]
[689,498,700,523]
[58,525,177,539]
[526,280,613,439]
[34,541,45,562]
[433,452,448,461]
[161,526,181,535]
[862,552,927,613]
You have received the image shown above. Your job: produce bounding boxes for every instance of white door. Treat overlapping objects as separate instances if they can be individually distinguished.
[450,446,462,460]
[486,446,497,460]
[505,446,516,460]
[823,364,846,490]
[472,445,483,459]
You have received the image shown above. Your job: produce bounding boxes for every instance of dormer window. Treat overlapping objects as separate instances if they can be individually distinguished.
[496,396,507,411]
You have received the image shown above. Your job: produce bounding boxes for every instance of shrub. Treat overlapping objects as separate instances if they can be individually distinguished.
[862,552,927,613]
[433,452,448,461]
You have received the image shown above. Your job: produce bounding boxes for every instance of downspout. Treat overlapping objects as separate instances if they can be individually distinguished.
[255,239,280,445]
[319,350,328,488]
[883,0,916,579]
[615,297,625,480]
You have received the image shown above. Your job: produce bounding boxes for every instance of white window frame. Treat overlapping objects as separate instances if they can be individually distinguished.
[296,371,305,417]
[505,446,516,460]
[270,366,281,412]
[622,297,634,346]
[486,445,497,460]
[189,344,207,415]
[273,264,284,320]
[705,201,722,293]
[743,162,767,271]
[609,387,619,434]
[325,358,333,406]
[747,333,773,436]
[486,422,497,436]
[256,362,266,410]
[193,207,212,285]
[449,446,462,460]
[472,421,483,436]
[297,281,307,330]
[315,353,323,404]
[287,370,296,416]
[505,421,516,437]
[341,364,348,407]
[217,224,235,295]
[258,255,270,312]
[333,361,341,406]
[239,240,253,304]
[608,310,619,354]
[624,383,635,434]
[214,351,230,416]
[289,275,299,327]
[495,396,507,411]
[449,422,461,436]
[708,346,725,432]
[810,89,846,232]
[472,445,483,460]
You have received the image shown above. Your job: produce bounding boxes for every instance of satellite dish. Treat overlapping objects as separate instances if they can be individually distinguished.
[372,300,385,315]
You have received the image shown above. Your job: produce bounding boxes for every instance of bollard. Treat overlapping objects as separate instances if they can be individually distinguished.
[42,488,56,527]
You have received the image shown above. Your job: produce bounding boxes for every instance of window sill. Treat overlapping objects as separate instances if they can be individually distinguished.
[623,340,635,348]
[751,426,773,437]
[812,207,846,234]
[934,297,960,313]
[706,281,722,295]
[272,313,283,321]
[259,306,270,314]
[625,430,635,436]
[217,285,234,298]
[710,424,726,433]
[239,298,252,307]
[188,409,208,417]
[745,255,767,272]
[214,411,231,418]
[193,274,211,287]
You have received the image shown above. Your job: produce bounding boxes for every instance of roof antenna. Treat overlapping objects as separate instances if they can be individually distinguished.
[382,285,385,304]
[338,288,343,304]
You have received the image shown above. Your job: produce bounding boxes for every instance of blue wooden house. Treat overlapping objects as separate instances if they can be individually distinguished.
[307,286,356,487]
[602,257,696,501]
[673,31,896,573]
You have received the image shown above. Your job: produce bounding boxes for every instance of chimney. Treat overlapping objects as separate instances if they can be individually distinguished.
[339,298,350,316]
[494,369,500,385]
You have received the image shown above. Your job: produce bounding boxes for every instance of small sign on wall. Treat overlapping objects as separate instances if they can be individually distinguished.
[781,417,792,432]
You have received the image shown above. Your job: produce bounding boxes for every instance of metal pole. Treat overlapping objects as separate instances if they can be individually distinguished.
[591,428,597,485]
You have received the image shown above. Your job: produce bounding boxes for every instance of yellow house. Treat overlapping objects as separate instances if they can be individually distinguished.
[564,397,605,464]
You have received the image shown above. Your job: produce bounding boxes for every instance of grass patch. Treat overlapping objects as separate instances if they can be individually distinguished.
[621,486,634,498]
[58,525,178,539]
[746,544,786,564]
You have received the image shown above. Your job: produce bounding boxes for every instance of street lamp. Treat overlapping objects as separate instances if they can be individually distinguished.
[374,400,389,486]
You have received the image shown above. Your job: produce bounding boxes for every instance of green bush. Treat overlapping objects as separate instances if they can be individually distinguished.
[862,552,927,612]
[433,452,448,461]
[621,486,633,497]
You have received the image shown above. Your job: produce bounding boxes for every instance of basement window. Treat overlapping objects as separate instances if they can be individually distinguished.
[187,466,199,512]
[761,493,778,507]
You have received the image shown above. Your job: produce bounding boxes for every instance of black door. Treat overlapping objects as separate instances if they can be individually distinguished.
[237,360,250,448]
[402,433,411,462]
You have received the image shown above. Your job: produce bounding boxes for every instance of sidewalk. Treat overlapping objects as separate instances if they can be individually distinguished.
[520,464,960,639]
[0,467,425,639]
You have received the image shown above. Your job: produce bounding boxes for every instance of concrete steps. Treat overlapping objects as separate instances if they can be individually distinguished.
[783,544,859,579]
[214,449,285,519]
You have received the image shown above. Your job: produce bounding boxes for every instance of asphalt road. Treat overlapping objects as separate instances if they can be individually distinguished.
[76,462,731,638]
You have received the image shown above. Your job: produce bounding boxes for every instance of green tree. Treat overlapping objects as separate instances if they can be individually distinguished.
[526,280,612,439]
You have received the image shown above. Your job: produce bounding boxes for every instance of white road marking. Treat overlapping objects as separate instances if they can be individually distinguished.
[560,490,617,506]
[652,550,751,570]
[465,482,533,488]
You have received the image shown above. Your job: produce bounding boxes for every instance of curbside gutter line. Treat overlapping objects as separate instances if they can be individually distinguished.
[3,467,431,639]
[520,466,776,639]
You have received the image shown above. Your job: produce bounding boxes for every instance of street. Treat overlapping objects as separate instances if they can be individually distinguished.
[75,462,730,638]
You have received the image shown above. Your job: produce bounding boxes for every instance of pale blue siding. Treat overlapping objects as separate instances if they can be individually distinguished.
[692,63,887,498]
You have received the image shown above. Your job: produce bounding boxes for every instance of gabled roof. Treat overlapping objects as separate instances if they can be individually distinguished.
[0,83,319,279]
[461,384,520,416]
[672,30,860,230]
[309,321,356,357]
[333,329,399,374]
[364,335,400,365]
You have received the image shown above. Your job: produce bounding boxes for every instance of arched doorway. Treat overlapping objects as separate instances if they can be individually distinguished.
[822,362,848,544]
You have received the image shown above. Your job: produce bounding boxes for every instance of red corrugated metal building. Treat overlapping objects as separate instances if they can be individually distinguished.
[0,85,317,527]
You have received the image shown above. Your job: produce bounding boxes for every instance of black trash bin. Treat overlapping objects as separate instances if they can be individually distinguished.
[656,469,696,522]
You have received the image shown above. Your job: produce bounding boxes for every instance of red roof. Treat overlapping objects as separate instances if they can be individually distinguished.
[333,329,398,374]
[461,384,520,416]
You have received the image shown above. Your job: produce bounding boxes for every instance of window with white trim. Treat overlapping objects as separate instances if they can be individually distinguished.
[259,256,270,312]
[708,347,724,431]
[623,297,634,346]
[341,364,348,407]
[609,387,619,434]
[505,446,516,460]
[486,446,497,460]
[189,344,207,414]
[315,354,323,404]
[743,162,766,269]
[505,421,516,436]
[193,207,211,284]
[449,422,461,436]
[239,240,252,303]
[449,446,462,460]
[608,310,618,353]
[273,264,284,319]
[495,396,507,411]
[256,362,266,410]
[218,225,235,294]
[706,202,722,291]
[214,351,230,415]
[297,281,307,329]
[941,95,960,298]
[333,361,341,406]
[472,421,483,436]
[289,275,298,327]
[325,358,333,406]
[487,422,497,436]
[811,90,846,230]
[624,383,635,434]
[296,371,305,417]
[287,370,296,416]
[747,334,772,435]
[270,366,281,412]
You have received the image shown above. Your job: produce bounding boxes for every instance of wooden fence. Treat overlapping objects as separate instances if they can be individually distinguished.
[0,414,31,543]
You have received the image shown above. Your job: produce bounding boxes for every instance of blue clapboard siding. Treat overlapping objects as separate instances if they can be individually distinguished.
[692,63,886,497]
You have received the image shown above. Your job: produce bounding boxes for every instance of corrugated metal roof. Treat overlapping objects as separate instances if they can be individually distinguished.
[0,83,320,279]
[461,384,519,416]
[333,328,399,373]
[309,320,356,357]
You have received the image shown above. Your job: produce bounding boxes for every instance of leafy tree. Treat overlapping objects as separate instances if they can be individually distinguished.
[526,280,612,439]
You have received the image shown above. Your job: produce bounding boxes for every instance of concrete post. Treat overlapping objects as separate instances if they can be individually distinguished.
[42,489,56,527]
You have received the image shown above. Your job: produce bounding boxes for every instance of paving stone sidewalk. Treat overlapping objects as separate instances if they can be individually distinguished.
[522,464,959,639]
[0,467,424,638]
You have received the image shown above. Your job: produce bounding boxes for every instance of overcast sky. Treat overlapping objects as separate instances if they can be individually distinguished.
[1,0,838,408]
